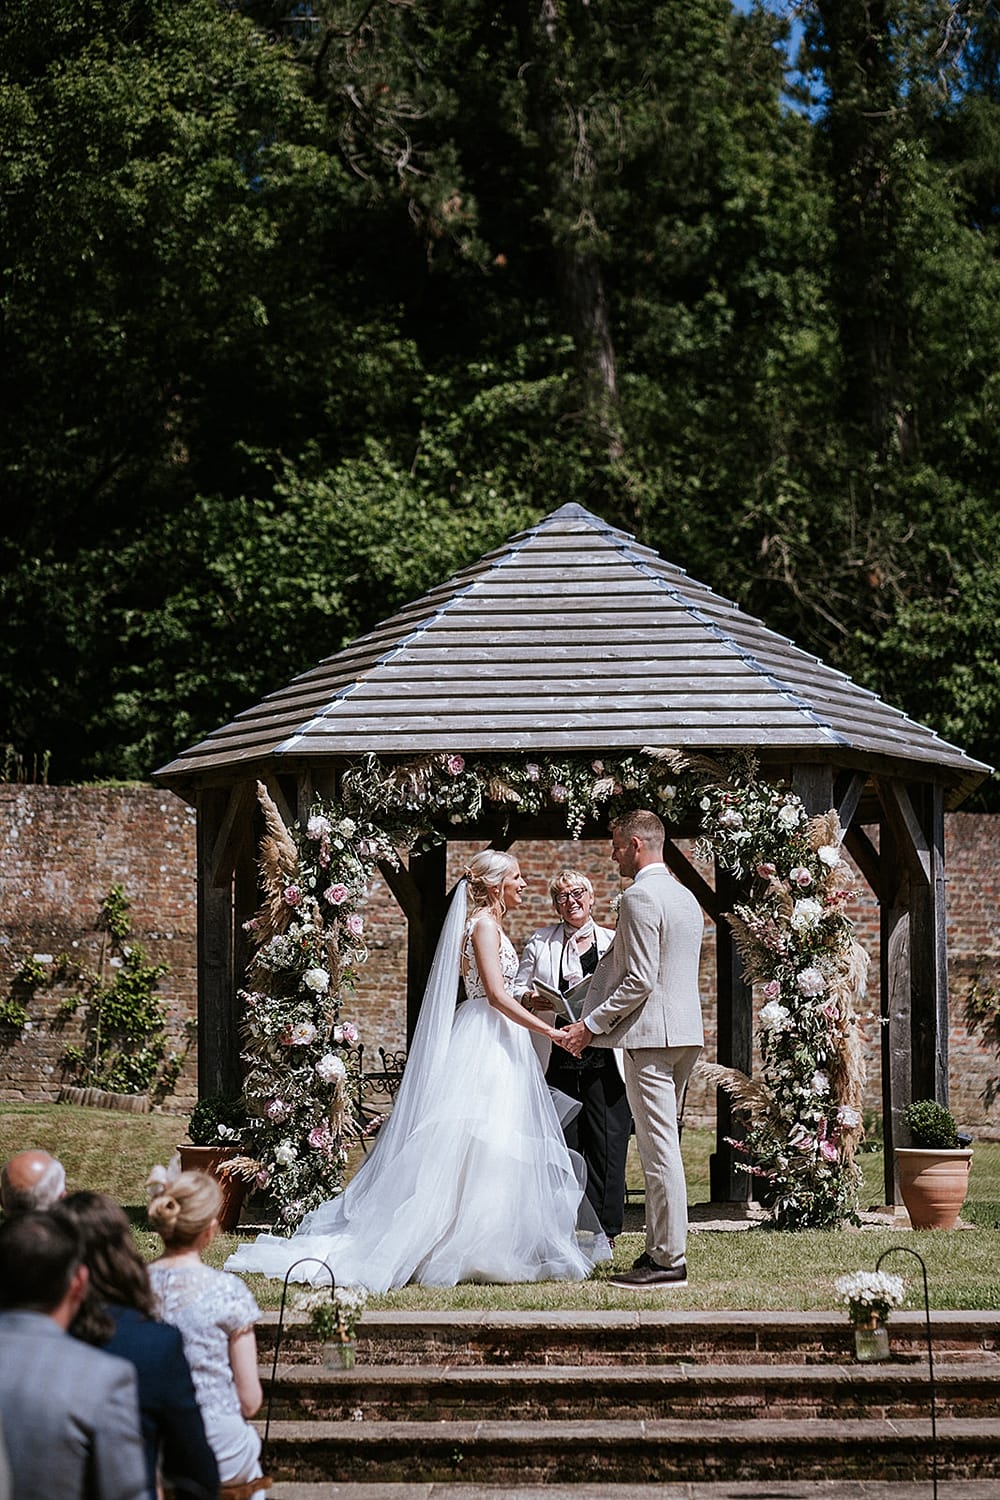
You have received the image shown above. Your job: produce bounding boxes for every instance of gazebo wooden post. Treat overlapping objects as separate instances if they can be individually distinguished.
[876,778,950,1204]
[195,788,239,1098]
[405,843,450,1040]
[879,814,909,1207]
[710,864,753,1203]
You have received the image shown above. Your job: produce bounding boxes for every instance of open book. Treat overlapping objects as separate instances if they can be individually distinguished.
[531,974,591,1024]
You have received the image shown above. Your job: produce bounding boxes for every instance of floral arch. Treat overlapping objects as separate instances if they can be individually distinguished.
[232,749,869,1233]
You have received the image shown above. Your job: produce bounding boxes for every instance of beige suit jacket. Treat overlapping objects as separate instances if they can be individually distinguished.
[582,867,704,1051]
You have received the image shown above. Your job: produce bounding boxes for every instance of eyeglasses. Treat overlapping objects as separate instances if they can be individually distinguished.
[554,888,588,905]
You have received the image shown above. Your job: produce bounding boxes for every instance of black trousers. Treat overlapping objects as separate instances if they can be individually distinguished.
[547,1051,632,1239]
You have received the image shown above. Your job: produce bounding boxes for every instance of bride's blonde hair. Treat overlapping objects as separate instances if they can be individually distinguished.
[465,849,517,911]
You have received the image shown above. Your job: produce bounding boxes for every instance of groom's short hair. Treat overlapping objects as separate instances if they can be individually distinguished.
[611,809,665,851]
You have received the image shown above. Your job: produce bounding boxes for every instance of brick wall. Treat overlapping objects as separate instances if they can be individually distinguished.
[2,786,998,1135]
[0,786,199,1110]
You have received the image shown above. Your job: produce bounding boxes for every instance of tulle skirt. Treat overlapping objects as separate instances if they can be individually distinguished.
[226,997,610,1291]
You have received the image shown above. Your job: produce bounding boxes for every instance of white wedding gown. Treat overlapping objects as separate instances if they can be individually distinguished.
[226,889,611,1291]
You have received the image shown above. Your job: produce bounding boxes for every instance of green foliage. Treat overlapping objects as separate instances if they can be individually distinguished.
[965,972,1000,1109]
[0,0,998,800]
[187,1093,249,1147]
[58,887,181,1100]
[902,1099,960,1150]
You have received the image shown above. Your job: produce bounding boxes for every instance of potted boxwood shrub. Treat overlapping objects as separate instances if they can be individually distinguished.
[895,1100,973,1229]
[177,1094,249,1232]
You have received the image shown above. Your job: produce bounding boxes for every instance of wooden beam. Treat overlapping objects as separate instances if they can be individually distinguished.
[296,769,314,825]
[844,825,882,903]
[833,770,868,831]
[378,857,421,922]
[209,781,255,889]
[877,780,931,887]
[262,772,295,831]
[793,763,834,816]
[662,840,718,920]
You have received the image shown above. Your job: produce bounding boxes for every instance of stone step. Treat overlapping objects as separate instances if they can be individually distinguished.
[267,1483,1000,1500]
[262,1359,1000,1423]
[256,1415,1000,1485]
[257,1309,1000,1367]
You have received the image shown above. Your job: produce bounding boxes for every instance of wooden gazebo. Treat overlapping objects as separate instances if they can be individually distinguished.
[154,503,991,1204]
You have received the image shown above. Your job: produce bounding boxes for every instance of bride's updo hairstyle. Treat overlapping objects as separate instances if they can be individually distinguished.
[465,849,517,911]
[147,1169,222,1248]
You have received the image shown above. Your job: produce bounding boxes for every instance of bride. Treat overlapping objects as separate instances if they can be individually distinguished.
[225,850,611,1290]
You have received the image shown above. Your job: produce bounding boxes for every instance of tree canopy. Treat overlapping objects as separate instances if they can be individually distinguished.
[1,0,996,799]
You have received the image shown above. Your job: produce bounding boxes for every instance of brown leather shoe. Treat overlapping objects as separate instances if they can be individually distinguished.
[609,1259,688,1288]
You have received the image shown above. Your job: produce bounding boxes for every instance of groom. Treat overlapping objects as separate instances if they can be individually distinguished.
[561,809,704,1287]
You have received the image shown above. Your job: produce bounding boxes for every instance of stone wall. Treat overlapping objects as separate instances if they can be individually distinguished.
[1,785,998,1134]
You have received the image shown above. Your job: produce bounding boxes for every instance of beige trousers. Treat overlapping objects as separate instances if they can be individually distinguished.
[624,1044,702,1269]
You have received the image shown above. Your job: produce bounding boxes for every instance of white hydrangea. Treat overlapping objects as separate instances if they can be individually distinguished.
[274,1140,298,1166]
[760,1001,793,1033]
[818,844,841,867]
[797,966,826,996]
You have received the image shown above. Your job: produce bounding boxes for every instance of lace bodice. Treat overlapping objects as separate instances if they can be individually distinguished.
[148,1260,259,1424]
[462,915,518,1004]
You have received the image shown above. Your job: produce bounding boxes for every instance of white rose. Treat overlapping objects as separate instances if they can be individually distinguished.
[818,844,841,867]
[777,803,802,829]
[303,967,330,993]
[790,897,824,933]
[759,1001,792,1033]
[274,1141,298,1166]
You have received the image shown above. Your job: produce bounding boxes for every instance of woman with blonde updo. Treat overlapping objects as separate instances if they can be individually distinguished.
[228,850,610,1291]
[147,1170,265,1499]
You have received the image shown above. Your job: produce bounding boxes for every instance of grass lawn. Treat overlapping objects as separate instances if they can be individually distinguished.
[2,1103,997,1314]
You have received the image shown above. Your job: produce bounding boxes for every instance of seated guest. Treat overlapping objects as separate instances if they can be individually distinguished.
[0,1208,148,1500]
[147,1170,266,1499]
[0,1149,65,1214]
[515,868,630,1245]
[63,1191,219,1500]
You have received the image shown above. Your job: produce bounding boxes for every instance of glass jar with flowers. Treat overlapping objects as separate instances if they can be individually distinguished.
[293,1285,369,1369]
[834,1270,907,1361]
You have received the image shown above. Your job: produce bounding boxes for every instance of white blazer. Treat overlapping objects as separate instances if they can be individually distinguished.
[515,920,618,1074]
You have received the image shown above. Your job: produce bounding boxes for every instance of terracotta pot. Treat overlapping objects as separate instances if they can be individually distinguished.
[895,1146,973,1229]
[176,1144,248,1232]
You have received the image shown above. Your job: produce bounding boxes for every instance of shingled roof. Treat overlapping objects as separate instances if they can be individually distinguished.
[154,503,990,800]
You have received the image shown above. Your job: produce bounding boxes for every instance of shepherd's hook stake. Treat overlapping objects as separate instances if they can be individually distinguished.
[261,1257,336,1466]
[876,1246,936,1500]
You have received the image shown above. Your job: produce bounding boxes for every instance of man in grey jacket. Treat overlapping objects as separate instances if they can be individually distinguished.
[562,808,704,1286]
[0,1209,149,1500]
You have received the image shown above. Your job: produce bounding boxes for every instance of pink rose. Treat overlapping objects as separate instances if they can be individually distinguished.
[762,979,781,1001]
[265,1098,290,1122]
[324,883,349,905]
[525,762,541,782]
[591,760,605,773]
[283,884,302,906]
[445,754,465,775]
[756,863,777,880]
[789,866,813,888]
[549,783,568,804]
[345,913,364,938]
[308,1125,332,1151]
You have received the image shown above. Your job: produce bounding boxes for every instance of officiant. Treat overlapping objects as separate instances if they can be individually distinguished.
[515,869,630,1245]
